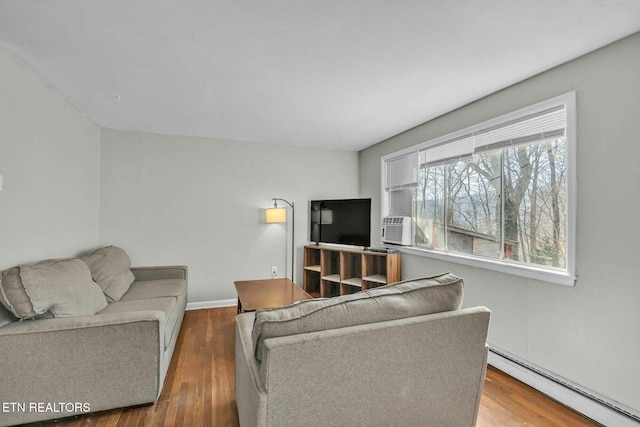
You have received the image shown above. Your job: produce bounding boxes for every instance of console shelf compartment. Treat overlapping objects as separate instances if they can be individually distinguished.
[341,278,363,287]
[303,246,401,298]
[302,248,322,297]
[321,274,341,283]
[363,274,387,284]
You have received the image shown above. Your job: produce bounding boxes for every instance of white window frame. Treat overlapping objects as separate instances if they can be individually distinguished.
[381,92,577,286]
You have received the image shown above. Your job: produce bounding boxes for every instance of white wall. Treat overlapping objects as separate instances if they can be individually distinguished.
[0,50,100,268]
[359,33,640,411]
[99,129,359,303]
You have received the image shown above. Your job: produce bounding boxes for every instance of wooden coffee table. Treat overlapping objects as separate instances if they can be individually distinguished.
[234,278,313,313]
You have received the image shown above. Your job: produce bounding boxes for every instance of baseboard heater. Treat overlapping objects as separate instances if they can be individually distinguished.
[488,346,640,427]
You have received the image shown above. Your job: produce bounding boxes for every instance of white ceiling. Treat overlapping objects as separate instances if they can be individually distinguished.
[1,1,640,151]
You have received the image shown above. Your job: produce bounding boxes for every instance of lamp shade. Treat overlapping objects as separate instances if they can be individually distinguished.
[265,207,287,223]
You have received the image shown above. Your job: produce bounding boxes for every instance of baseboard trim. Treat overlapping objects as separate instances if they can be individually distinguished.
[488,346,640,427]
[186,299,237,311]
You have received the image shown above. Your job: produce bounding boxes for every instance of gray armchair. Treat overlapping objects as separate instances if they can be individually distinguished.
[235,273,491,427]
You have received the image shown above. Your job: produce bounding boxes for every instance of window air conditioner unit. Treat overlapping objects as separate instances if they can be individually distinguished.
[381,216,412,246]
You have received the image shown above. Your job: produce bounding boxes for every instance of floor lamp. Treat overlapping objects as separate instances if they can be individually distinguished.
[265,198,295,281]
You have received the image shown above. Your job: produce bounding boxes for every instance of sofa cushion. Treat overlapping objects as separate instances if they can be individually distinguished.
[119,279,187,302]
[81,246,136,302]
[0,259,108,319]
[251,272,464,361]
[100,297,180,351]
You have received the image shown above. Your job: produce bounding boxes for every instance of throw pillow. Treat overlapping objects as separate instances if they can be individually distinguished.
[0,266,37,319]
[0,259,108,319]
[251,272,464,361]
[81,246,136,302]
[0,282,18,327]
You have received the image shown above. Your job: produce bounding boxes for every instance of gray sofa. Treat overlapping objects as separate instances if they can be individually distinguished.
[236,272,491,427]
[0,246,187,426]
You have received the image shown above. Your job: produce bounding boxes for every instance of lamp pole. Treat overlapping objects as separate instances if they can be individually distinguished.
[272,198,294,281]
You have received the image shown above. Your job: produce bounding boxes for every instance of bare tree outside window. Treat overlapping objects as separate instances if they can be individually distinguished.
[412,137,567,269]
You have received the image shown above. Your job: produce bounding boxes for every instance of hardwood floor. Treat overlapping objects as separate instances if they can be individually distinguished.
[479,367,598,426]
[35,307,598,427]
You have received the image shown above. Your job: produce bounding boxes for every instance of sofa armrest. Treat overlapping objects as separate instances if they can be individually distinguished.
[0,310,165,336]
[236,312,269,427]
[130,265,188,281]
[0,312,163,426]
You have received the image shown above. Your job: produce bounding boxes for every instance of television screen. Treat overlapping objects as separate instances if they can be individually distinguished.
[310,198,371,248]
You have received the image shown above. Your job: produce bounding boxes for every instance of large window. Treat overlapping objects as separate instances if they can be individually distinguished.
[382,93,576,286]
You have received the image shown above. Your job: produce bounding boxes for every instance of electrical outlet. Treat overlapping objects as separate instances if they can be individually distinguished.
[271,266,277,279]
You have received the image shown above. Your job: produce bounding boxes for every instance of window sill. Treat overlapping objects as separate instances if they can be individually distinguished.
[387,245,576,287]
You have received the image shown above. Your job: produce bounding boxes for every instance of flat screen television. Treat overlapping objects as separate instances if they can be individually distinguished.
[309,198,371,248]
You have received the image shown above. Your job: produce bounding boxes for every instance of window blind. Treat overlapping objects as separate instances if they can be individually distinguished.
[473,105,566,152]
[385,151,419,191]
[420,133,474,166]
[417,105,567,165]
